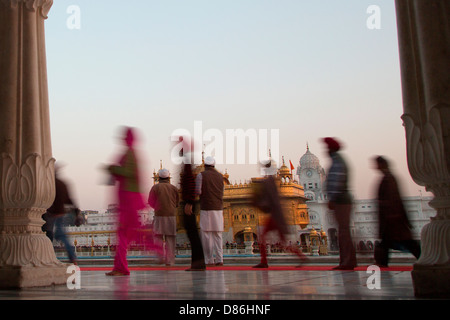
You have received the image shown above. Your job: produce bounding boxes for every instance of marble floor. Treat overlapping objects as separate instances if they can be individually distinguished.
[0,266,417,300]
[1,260,444,319]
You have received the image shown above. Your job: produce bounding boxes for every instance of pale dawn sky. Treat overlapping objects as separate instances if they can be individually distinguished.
[44,0,431,211]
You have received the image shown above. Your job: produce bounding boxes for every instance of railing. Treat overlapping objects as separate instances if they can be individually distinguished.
[53,243,329,257]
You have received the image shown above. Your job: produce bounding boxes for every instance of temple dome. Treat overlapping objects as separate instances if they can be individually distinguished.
[299,145,320,170]
[279,161,290,176]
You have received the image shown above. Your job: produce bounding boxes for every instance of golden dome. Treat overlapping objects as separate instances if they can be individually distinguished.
[279,164,290,174]
[279,156,291,176]
[223,169,230,185]
[310,227,318,236]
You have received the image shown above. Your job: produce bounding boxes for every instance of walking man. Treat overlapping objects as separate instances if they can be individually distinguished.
[178,136,207,271]
[322,137,357,270]
[373,156,420,267]
[43,162,79,265]
[252,159,307,268]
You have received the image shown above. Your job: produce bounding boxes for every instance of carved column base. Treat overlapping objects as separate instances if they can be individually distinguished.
[416,219,450,265]
[0,233,70,288]
[411,219,450,298]
[0,264,69,288]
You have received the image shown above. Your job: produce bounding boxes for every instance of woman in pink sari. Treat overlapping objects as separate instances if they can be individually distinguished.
[105,127,162,276]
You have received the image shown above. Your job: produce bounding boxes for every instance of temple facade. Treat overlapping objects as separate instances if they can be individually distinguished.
[174,158,310,246]
[63,159,311,253]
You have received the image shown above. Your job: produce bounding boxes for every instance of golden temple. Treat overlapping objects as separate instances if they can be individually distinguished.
[154,157,310,244]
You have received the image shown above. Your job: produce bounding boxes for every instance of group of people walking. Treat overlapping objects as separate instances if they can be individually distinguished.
[105,131,227,275]
[322,137,420,270]
[42,127,421,275]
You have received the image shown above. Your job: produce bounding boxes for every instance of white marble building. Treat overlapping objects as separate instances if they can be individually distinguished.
[296,146,436,252]
[64,204,153,247]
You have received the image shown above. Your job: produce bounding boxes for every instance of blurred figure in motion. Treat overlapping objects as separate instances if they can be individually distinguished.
[252,159,307,268]
[322,137,357,270]
[373,156,421,267]
[196,156,225,267]
[148,168,179,266]
[104,126,163,276]
[42,162,80,265]
[178,136,206,271]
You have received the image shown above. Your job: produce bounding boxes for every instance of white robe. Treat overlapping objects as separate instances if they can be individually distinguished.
[199,210,224,232]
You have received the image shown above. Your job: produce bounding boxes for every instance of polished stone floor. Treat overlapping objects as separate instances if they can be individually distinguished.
[1,258,445,319]
[0,265,417,300]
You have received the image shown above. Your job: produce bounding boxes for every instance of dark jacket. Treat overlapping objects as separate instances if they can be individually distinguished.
[199,167,224,211]
[47,177,73,216]
[148,179,179,217]
[181,164,196,205]
[377,171,412,241]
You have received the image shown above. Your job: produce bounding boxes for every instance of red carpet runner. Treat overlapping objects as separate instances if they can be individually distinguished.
[80,265,413,272]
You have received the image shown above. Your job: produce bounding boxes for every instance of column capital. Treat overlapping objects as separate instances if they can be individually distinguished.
[0,0,53,18]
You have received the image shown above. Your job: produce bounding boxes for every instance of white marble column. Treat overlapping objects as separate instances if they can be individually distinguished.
[0,0,69,288]
[395,0,450,298]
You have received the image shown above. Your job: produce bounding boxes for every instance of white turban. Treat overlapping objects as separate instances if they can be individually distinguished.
[158,168,170,179]
[204,156,215,166]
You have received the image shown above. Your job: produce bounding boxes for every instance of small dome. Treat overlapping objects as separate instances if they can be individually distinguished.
[279,156,291,176]
[300,145,320,170]
[279,164,290,175]
[223,169,230,185]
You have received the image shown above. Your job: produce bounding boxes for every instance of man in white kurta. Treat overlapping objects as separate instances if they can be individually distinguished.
[196,156,225,266]
[148,169,179,266]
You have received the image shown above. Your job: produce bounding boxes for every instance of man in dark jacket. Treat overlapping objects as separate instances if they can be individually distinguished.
[196,156,224,266]
[42,163,78,264]
[373,156,421,267]
[179,136,206,271]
